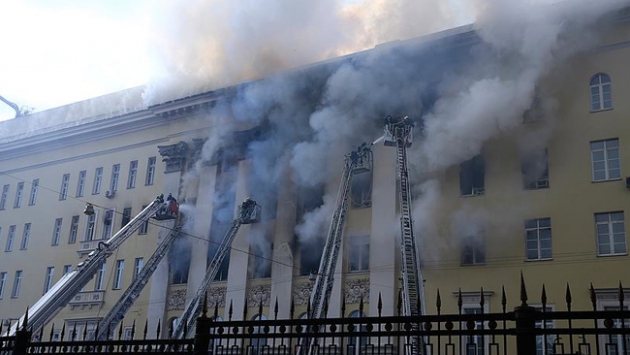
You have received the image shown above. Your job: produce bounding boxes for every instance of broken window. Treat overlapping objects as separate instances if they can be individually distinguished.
[460,155,485,196]
[250,242,273,279]
[169,236,191,284]
[461,235,485,265]
[522,149,549,189]
[208,158,237,282]
[351,171,372,208]
[299,236,325,276]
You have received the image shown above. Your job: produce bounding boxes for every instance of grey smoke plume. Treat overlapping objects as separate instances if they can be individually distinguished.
[159,0,628,273]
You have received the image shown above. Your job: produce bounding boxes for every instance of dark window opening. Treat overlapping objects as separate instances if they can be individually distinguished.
[299,236,325,276]
[250,242,273,279]
[351,172,372,209]
[121,207,132,228]
[169,236,191,284]
[461,235,485,265]
[460,155,485,196]
[208,158,237,282]
[522,150,549,190]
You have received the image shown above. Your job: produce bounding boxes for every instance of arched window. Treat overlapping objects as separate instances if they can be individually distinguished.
[251,314,268,355]
[347,311,368,355]
[590,73,612,111]
[168,317,179,339]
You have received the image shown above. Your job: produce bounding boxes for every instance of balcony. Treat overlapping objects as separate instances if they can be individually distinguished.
[68,290,105,310]
[76,240,105,257]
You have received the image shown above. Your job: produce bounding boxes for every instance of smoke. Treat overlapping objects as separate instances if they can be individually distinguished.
[158,0,628,276]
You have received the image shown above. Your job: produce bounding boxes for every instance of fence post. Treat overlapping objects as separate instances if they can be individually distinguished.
[514,274,537,355]
[194,293,211,355]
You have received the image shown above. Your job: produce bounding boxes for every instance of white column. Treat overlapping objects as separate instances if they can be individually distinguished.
[224,160,251,320]
[185,165,217,304]
[326,143,346,318]
[270,164,296,319]
[369,143,397,316]
[147,167,182,337]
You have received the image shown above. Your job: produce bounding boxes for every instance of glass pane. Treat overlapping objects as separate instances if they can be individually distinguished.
[540,238,552,249]
[613,242,626,254]
[591,85,599,94]
[606,139,619,148]
[591,141,605,150]
[599,243,611,255]
[609,159,620,169]
[597,224,609,235]
[601,74,611,83]
[608,149,619,159]
[592,151,605,161]
[613,223,625,233]
[539,218,551,228]
[604,100,613,109]
[612,213,624,221]
[527,249,538,260]
[593,171,606,181]
[541,248,552,259]
[527,240,538,249]
[609,168,621,179]
[525,219,537,229]
[540,229,552,240]
[613,233,625,244]
[596,214,611,223]
[593,161,606,171]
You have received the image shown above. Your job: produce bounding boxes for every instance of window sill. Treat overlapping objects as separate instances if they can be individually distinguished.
[590,107,613,113]
[460,263,486,267]
[591,178,623,183]
[525,258,553,262]
[597,252,628,257]
[460,193,485,198]
[348,269,370,274]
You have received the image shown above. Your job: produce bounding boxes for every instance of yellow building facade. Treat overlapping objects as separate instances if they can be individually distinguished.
[0,10,629,343]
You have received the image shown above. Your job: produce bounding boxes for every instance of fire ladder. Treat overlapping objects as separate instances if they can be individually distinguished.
[173,198,261,339]
[301,143,372,355]
[384,116,425,355]
[6,195,176,336]
[95,223,183,339]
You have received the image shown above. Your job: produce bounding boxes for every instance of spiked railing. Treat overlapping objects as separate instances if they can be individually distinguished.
[3,275,630,355]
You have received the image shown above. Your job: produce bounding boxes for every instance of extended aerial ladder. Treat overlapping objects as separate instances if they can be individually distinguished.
[384,115,425,355]
[95,223,183,339]
[6,194,178,336]
[173,198,261,339]
[299,143,372,355]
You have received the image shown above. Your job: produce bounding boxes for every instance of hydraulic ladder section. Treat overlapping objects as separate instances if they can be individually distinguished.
[7,195,177,336]
[95,223,183,340]
[173,198,261,339]
[301,143,372,355]
[384,116,425,355]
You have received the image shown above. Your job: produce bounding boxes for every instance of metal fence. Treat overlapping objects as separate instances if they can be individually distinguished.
[2,276,630,355]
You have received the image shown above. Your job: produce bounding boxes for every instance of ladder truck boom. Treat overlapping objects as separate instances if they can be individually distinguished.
[173,198,261,339]
[301,143,372,355]
[384,115,426,355]
[7,194,178,336]
[95,223,183,340]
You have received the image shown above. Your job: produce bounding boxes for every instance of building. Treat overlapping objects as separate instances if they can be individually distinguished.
[0,4,629,349]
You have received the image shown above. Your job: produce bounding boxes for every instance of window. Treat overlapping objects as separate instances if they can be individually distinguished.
[349,236,370,272]
[0,272,6,299]
[76,170,86,197]
[299,236,325,276]
[113,260,124,290]
[127,160,138,188]
[534,306,555,355]
[63,265,72,275]
[134,258,144,280]
[0,184,9,210]
[522,150,549,189]
[461,235,485,265]
[591,139,621,181]
[351,171,372,208]
[14,182,24,207]
[121,208,132,228]
[460,155,485,196]
[590,73,612,112]
[68,215,79,244]
[102,210,114,239]
[138,205,148,234]
[52,218,63,246]
[169,238,191,284]
[5,225,16,251]
[20,223,30,250]
[251,242,272,279]
[596,212,626,256]
[146,157,156,185]
[43,266,55,294]
[94,263,106,290]
[11,270,22,298]
[92,167,103,194]
[525,218,552,260]
[85,213,96,241]
[59,174,70,200]
[29,179,39,205]
[604,306,630,355]
[347,311,367,355]
[110,164,120,193]
[462,307,485,355]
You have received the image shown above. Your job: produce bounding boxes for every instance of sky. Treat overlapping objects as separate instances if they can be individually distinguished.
[0,0,480,122]
[0,0,153,121]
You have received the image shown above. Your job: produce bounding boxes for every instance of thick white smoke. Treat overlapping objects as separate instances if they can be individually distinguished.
[154,0,628,273]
